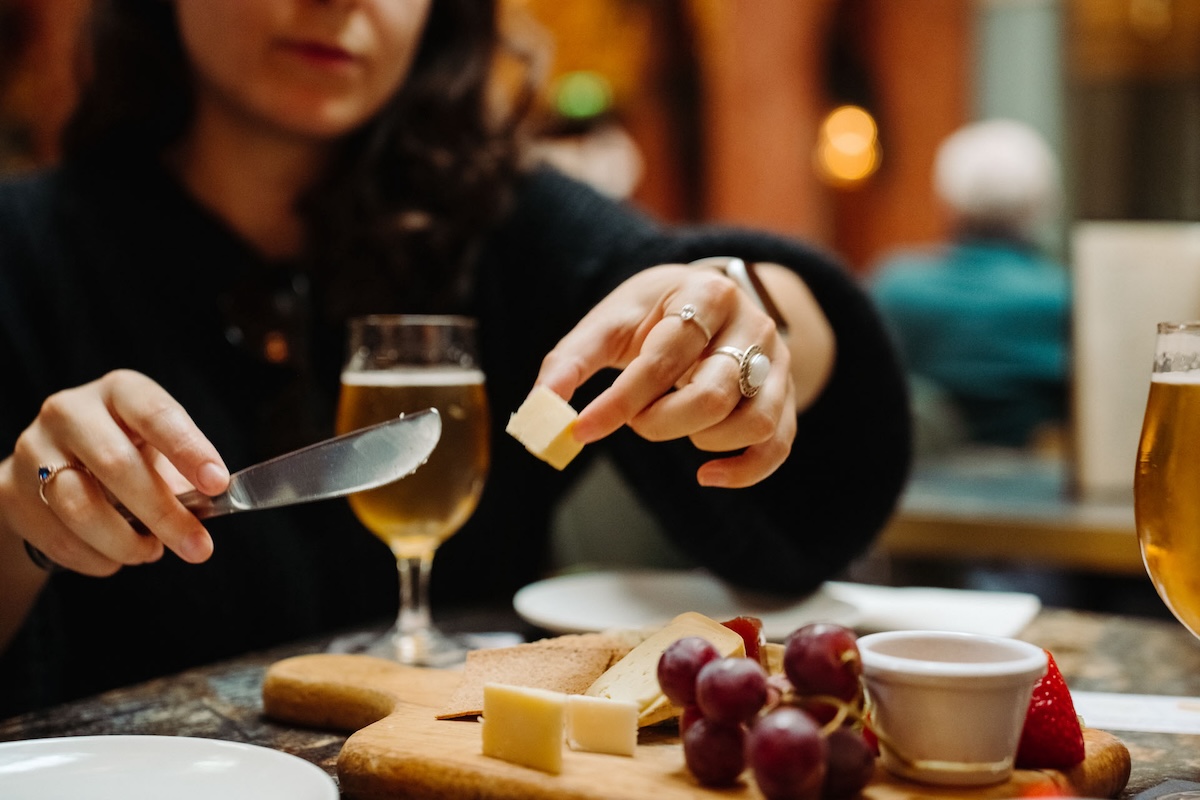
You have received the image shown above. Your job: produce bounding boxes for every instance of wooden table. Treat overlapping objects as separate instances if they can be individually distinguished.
[876,448,1144,575]
[2,607,1199,798]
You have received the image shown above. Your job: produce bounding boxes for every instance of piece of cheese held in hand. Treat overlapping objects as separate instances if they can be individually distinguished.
[585,611,746,727]
[506,385,584,470]
[481,683,566,774]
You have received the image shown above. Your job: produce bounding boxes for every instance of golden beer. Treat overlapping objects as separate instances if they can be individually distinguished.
[1135,371,1200,637]
[337,367,489,559]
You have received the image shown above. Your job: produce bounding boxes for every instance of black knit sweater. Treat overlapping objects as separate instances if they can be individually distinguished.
[0,156,910,716]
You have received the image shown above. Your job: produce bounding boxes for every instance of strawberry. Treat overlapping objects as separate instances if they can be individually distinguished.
[1015,649,1085,769]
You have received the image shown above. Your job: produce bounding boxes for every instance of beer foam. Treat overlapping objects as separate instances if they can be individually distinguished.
[1152,370,1200,385]
[341,367,485,386]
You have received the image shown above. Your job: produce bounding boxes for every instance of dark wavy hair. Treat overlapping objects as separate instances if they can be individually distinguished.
[63,0,530,316]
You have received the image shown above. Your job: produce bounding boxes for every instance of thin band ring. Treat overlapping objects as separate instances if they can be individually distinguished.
[37,461,90,506]
[669,304,713,343]
[711,344,771,398]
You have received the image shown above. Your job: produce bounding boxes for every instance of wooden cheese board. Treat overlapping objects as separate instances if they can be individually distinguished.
[262,653,1131,800]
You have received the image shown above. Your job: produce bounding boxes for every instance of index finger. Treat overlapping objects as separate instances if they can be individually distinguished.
[572,315,710,442]
[104,370,229,496]
[535,301,649,403]
[44,371,224,563]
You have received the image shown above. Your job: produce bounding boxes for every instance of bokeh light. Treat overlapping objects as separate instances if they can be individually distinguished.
[815,104,881,187]
[552,71,613,121]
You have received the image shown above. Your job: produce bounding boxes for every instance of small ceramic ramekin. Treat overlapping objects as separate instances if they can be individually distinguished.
[857,630,1048,787]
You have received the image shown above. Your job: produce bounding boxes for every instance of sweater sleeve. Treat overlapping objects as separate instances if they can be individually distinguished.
[482,168,913,596]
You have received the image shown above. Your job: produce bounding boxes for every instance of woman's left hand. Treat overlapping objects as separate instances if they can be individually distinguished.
[535,262,831,488]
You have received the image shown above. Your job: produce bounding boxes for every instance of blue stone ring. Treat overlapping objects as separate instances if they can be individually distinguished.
[37,461,89,505]
[29,461,90,571]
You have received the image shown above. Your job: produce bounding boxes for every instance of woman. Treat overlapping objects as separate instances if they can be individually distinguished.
[0,0,910,716]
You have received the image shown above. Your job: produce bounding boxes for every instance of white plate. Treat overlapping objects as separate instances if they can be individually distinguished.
[513,569,861,641]
[0,735,337,800]
[513,570,1043,641]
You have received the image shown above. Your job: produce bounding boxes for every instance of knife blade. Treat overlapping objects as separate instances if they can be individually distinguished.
[118,407,441,525]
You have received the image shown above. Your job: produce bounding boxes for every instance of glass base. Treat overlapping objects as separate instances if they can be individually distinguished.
[329,625,467,668]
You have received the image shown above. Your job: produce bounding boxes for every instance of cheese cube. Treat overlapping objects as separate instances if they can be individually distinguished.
[506,385,584,470]
[585,612,746,726]
[480,683,566,774]
[566,694,638,757]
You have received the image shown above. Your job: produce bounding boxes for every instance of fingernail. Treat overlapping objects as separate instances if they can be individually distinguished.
[197,461,229,494]
[181,531,213,563]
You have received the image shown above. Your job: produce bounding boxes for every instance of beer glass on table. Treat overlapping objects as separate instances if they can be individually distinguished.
[336,315,490,666]
[1135,321,1200,638]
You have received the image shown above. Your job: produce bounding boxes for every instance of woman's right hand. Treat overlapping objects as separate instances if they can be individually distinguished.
[0,369,230,576]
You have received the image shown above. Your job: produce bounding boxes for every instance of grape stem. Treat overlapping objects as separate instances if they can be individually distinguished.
[795,692,996,775]
[764,686,926,772]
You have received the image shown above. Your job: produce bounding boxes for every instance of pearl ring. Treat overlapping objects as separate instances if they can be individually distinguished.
[712,344,770,398]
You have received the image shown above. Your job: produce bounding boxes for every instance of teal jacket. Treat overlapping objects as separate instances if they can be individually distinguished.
[870,239,1069,447]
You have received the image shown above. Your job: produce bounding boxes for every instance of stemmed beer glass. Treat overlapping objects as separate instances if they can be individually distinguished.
[1135,321,1200,637]
[336,315,490,666]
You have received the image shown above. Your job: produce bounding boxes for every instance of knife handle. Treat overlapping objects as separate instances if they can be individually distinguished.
[27,491,235,572]
[117,490,235,535]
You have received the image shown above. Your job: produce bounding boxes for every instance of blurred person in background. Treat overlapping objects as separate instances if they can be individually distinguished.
[0,0,910,716]
[869,119,1069,455]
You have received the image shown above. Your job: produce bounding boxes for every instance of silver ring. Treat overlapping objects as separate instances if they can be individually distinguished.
[37,462,90,506]
[711,344,770,398]
[669,304,713,343]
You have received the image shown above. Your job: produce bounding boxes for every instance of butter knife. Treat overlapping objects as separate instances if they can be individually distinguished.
[161,407,442,520]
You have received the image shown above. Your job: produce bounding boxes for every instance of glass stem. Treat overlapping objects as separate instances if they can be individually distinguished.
[395,553,434,637]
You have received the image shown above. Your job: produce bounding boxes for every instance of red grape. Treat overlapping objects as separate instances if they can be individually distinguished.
[783,623,862,702]
[670,623,876,799]
[683,716,746,787]
[746,706,828,800]
[822,727,875,798]
[679,704,703,736]
[657,636,719,707]
[794,694,842,727]
[695,657,768,724]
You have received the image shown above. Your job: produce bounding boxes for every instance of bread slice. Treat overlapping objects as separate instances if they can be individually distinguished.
[437,633,633,720]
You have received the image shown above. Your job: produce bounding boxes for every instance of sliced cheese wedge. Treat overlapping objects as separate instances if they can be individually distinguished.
[506,385,584,470]
[481,683,566,774]
[584,611,746,727]
[566,694,638,757]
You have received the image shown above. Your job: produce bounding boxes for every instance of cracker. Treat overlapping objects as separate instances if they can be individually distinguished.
[436,633,633,720]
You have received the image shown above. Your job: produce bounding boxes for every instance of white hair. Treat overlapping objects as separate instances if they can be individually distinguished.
[933,119,1061,238]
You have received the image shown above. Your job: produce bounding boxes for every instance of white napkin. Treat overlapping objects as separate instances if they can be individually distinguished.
[1071,691,1200,734]
[826,582,1042,638]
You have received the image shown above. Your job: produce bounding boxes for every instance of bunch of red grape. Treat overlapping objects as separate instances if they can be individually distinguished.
[656,623,876,799]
